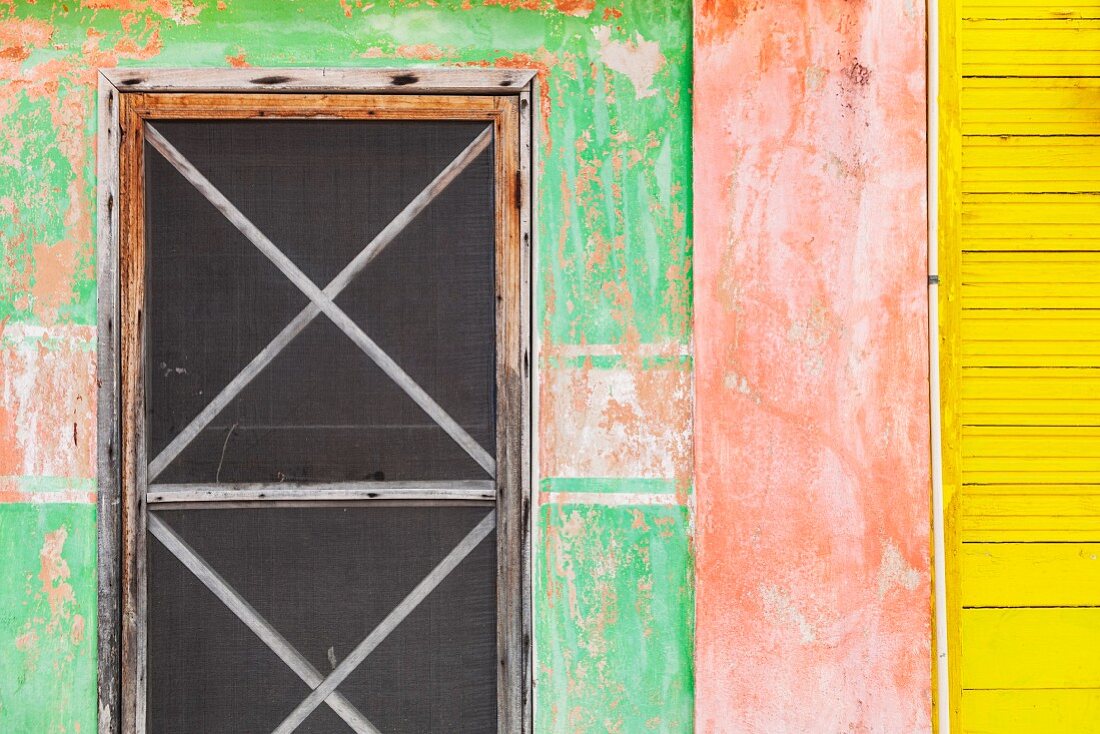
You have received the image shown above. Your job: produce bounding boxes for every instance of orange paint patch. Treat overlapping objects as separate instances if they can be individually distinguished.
[395,43,445,60]
[693,0,931,730]
[553,0,594,16]
[226,51,249,67]
[39,526,75,621]
[0,326,96,478]
[540,364,692,482]
[481,0,593,17]
[463,50,556,154]
[0,16,54,76]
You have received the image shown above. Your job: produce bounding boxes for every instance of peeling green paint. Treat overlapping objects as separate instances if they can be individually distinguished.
[537,502,694,732]
[0,503,96,733]
[540,476,682,494]
[0,0,693,729]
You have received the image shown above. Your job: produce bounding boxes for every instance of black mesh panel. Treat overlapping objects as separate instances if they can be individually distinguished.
[145,120,497,483]
[148,506,497,733]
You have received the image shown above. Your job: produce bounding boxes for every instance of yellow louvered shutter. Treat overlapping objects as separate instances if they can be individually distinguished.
[945,0,1100,731]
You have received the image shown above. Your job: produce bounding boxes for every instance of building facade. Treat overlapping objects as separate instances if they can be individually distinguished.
[0,0,1093,731]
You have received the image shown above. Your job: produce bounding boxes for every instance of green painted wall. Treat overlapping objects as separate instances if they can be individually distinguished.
[0,1,692,730]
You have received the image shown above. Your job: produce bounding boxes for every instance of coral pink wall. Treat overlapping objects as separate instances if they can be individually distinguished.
[692,1,932,730]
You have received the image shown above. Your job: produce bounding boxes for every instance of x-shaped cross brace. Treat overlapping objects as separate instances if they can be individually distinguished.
[144,123,500,732]
[149,510,495,733]
[145,123,497,482]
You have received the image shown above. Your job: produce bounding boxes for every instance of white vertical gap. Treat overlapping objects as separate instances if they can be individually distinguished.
[927,0,952,730]
[525,75,539,734]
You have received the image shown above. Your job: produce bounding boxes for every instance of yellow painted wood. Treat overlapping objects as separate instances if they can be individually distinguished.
[938,0,966,726]
[962,690,1100,734]
[961,369,1100,424]
[960,483,1100,539]
[962,253,1100,308]
[962,543,1100,605]
[963,138,1100,194]
[945,1,1100,728]
[961,311,1100,369]
[962,79,1100,135]
[961,426,1100,484]
[962,193,1100,249]
[962,608,1100,688]
[963,20,1100,75]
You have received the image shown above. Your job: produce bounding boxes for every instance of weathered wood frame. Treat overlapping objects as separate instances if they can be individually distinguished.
[96,67,535,734]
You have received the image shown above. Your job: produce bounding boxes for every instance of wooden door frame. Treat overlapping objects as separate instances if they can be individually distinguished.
[95,67,535,734]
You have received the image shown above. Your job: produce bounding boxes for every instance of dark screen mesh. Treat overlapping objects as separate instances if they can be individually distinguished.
[148,506,498,733]
[145,120,497,483]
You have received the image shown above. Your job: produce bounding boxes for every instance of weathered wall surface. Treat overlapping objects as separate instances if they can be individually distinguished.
[0,1,693,731]
[693,0,931,731]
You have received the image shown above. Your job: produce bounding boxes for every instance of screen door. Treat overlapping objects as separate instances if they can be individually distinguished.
[112,89,527,734]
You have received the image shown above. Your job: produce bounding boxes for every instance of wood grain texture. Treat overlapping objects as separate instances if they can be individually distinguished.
[940,0,966,727]
[103,79,533,734]
[962,78,1100,135]
[492,93,528,734]
[950,0,1100,708]
[962,19,1100,75]
[101,67,535,95]
[117,90,148,734]
[963,0,1100,19]
[133,92,505,120]
[147,481,496,504]
[96,71,123,734]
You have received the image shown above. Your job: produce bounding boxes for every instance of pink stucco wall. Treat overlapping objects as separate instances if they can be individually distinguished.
[692,1,932,730]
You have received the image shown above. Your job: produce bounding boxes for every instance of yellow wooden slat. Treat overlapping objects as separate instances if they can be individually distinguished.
[963,254,1100,308]
[962,608,1100,688]
[962,426,1100,484]
[963,138,1100,194]
[962,542,1100,606]
[962,369,1100,424]
[962,690,1100,734]
[962,79,1100,135]
[961,492,1100,540]
[963,283,1100,308]
[949,5,1100,729]
[964,193,1100,224]
[962,312,1100,343]
[962,193,1100,248]
[963,20,1100,75]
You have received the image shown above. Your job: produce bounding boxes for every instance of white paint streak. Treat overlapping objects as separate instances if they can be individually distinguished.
[540,491,681,506]
[593,26,664,100]
[877,539,921,599]
[759,584,816,644]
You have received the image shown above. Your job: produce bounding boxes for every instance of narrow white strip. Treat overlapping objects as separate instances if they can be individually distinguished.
[148,514,380,734]
[148,479,495,504]
[272,509,497,734]
[539,491,681,507]
[148,127,493,481]
[928,0,952,727]
[146,125,496,478]
[549,342,692,360]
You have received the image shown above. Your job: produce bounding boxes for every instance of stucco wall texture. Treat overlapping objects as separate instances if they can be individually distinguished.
[693,0,932,732]
[0,1,694,731]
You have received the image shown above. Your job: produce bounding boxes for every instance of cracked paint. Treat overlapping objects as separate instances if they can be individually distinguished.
[0,503,96,732]
[0,0,693,730]
[693,0,931,732]
[537,502,693,733]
